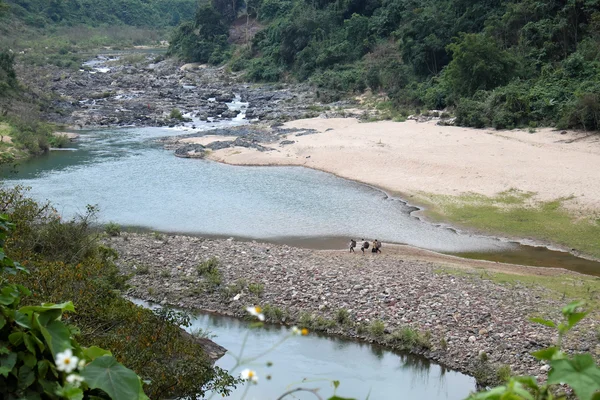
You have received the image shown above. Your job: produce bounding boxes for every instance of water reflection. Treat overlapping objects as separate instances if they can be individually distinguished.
[187,312,474,400]
[131,299,475,399]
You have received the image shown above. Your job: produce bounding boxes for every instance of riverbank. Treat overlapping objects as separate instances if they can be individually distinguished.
[169,117,600,259]
[106,233,600,385]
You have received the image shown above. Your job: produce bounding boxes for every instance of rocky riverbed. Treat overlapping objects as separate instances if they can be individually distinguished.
[18,53,355,128]
[105,233,598,386]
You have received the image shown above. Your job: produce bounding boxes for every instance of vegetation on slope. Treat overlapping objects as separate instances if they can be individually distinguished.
[4,0,197,27]
[0,185,239,399]
[172,0,600,131]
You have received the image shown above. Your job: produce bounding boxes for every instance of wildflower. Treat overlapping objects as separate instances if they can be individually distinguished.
[301,328,309,336]
[78,359,86,370]
[240,369,259,383]
[66,374,85,387]
[246,306,265,321]
[55,349,79,373]
[291,326,301,335]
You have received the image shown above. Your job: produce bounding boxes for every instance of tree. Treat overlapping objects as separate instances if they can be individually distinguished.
[0,50,17,96]
[442,33,519,98]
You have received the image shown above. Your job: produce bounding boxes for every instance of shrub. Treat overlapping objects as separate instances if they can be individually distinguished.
[455,98,488,128]
[104,221,121,237]
[248,282,264,296]
[136,264,150,274]
[0,188,238,398]
[197,257,219,276]
[170,108,184,120]
[335,308,350,325]
[369,320,385,337]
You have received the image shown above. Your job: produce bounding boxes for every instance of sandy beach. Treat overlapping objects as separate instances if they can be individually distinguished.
[197,118,600,212]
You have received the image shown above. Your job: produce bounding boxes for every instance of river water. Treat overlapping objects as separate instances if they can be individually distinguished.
[1,123,514,254]
[134,300,476,400]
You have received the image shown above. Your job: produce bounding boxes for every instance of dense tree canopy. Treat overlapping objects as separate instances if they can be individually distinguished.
[174,0,600,131]
[4,0,197,27]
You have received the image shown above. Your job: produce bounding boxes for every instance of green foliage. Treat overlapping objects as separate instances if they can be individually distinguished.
[469,301,600,400]
[104,222,121,237]
[247,282,264,296]
[167,4,230,63]
[368,319,385,337]
[0,187,238,399]
[4,0,197,28]
[385,327,431,351]
[196,257,220,276]
[196,257,222,289]
[442,33,519,98]
[169,108,183,120]
[0,50,16,96]
[172,0,600,131]
[0,213,147,399]
[335,308,350,325]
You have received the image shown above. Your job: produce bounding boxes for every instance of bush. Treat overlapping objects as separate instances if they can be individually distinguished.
[369,320,385,337]
[170,108,183,120]
[335,308,350,325]
[455,98,489,128]
[248,282,264,296]
[104,221,121,237]
[0,188,238,398]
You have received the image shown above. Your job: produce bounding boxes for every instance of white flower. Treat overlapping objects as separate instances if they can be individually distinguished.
[291,326,301,335]
[78,359,86,370]
[240,368,259,383]
[246,306,265,321]
[66,374,85,387]
[55,349,79,373]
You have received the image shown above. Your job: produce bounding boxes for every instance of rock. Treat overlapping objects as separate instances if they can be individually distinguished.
[468,336,476,343]
[174,144,206,158]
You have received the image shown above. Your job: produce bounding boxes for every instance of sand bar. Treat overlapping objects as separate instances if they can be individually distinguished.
[199,118,600,212]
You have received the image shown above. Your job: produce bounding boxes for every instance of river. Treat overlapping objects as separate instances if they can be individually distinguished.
[134,300,476,400]
[3,118,600,274]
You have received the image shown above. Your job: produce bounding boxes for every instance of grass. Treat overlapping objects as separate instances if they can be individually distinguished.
[417,189,600,259]
[369,320,385,337]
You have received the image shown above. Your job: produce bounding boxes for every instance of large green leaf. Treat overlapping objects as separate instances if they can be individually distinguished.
[0,352,17,377]
[81,356,148,400]
[548,354,600,400]
[529,317,556,328]
[18,365,35,390]
[83,346,112,361]
[531,347,559,361]
[35,314,71,357]
[20,302,75,314]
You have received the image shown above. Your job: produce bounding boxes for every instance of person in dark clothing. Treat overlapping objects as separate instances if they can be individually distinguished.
[361,239,369,254]
[349,239,356,253]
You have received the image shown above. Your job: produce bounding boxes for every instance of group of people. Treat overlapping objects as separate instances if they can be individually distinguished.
[349,238,382,254]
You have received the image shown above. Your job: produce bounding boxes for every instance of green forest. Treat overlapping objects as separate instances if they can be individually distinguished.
[4,0,197,27]
[170,0,600,131]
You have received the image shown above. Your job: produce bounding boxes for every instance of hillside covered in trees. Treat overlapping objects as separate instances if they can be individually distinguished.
[4,0,197,27]
[170,0,600,131]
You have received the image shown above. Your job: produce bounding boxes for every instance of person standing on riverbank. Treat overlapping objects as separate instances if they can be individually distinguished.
[361,239,369,254]
[349,239,356,253]
[374,239,382,253]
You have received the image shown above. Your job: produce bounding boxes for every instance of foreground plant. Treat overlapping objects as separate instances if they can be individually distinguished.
[0,214,147,399]
[469,300,600,400]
